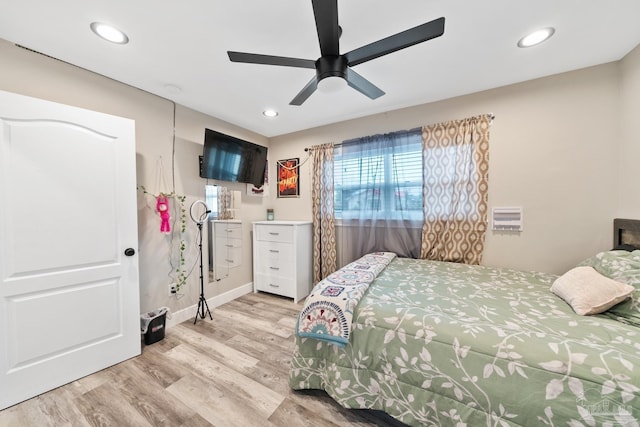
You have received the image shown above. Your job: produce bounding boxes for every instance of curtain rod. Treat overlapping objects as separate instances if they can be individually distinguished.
[303,113,495,152]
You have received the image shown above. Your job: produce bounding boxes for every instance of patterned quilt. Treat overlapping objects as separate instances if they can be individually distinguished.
[296,252,396,347]
[289,257,640,426]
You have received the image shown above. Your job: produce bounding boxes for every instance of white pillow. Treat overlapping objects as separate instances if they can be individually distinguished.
[551,266,634,315]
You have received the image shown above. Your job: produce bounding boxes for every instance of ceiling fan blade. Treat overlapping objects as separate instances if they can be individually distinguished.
[345,68,385,100]
[228,51,316,69]
[290,76,319,105]
[345,17,445,67]
[312,0,340,56]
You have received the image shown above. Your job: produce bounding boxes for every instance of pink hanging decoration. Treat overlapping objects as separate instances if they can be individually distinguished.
[156,195,171,233]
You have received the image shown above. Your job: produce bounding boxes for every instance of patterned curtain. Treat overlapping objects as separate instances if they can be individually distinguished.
[217,186,232,220]
[310,143,337,283]
[420,114,491,264]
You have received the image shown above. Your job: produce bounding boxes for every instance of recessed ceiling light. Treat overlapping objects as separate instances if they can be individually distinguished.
[164,84,182,94]
[90,22,129,44]
[518,27,555,48]
[263,109,278,118]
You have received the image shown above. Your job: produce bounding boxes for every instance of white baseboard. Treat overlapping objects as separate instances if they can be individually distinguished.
[165,282,253,328]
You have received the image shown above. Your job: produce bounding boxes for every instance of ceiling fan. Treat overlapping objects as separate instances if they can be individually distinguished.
[227,0,445,105]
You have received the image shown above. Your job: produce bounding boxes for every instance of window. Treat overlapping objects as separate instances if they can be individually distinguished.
[328,115,490,264]
[333,128,483,222]
[334,129,422,222]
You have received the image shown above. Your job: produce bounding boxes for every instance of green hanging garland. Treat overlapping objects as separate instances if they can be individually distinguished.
[137,185,188,293]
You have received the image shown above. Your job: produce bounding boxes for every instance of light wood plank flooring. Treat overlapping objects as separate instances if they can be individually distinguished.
[0,292,407,426]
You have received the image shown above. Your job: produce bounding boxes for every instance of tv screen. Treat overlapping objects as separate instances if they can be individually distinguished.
[200,129,267,187]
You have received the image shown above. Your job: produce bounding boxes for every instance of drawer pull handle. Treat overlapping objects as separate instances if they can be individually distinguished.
[269,283,280,288]
[269,232,280,235]
[269,266,280,270]
[225,259,234,263]
[226,244,234,248]
[269,249,280,253]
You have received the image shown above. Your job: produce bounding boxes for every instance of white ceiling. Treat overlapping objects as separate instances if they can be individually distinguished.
[1,1,639,138]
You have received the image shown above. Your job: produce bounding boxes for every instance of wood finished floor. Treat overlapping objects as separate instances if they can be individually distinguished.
[0,292,407,427]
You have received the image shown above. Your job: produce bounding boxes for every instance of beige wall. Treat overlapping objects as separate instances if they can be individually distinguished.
[1,36,638,319]
[269,56,637,274]
[619,44,640,216]
[0,39,269,315]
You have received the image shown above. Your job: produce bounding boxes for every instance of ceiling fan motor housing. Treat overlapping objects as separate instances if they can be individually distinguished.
[316,55,348,81]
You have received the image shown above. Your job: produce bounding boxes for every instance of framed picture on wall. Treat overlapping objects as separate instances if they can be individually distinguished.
[277,158,300,198]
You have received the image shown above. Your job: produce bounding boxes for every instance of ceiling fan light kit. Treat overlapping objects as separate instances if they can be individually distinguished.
[317,76,348,93]
[227,0,445,105]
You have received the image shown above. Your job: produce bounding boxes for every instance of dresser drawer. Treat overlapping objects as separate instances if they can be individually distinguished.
[255,242,294,276]
[255,273,295,296]
[214,222,242,239]
[255,224,293,243]
[215,245,241,268]
[216,236,241,250]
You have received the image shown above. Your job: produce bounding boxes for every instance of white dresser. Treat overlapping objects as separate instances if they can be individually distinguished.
[213,220,242,280]
[252,220,312,303]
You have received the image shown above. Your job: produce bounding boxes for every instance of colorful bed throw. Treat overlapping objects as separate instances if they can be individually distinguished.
[296,251,396,347]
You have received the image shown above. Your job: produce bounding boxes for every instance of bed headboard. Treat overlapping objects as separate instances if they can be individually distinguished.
[613,218,640,250]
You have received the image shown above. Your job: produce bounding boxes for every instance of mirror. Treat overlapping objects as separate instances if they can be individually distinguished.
[205,184,236,282]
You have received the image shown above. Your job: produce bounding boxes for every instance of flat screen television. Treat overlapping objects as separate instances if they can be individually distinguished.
[199,129,268,187]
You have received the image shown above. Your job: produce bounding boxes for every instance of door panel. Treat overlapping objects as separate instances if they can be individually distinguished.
[4,121,119,274]
[0,90,140,410]
[7,279,120,368]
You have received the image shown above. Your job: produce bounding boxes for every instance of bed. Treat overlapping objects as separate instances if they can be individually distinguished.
[289,219,640,426]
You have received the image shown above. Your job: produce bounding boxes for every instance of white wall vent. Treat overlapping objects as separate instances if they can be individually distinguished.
[492,207,523,231]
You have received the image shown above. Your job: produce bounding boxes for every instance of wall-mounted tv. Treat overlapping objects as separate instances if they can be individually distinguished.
[199,129,268,187]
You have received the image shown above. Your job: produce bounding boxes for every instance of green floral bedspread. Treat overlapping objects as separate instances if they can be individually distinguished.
[289,257,640,426]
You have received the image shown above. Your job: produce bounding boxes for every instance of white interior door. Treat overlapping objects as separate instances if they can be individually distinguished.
[0,90,140,410]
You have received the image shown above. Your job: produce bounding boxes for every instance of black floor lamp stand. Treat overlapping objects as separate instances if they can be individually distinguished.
[191,201,212,324]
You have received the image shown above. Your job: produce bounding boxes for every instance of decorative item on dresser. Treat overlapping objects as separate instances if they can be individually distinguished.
[212,220,242,281]
[253,221,312,303]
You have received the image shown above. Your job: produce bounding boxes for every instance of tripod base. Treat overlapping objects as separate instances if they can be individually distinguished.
[192,218,212,325]
[194,293,212,324]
